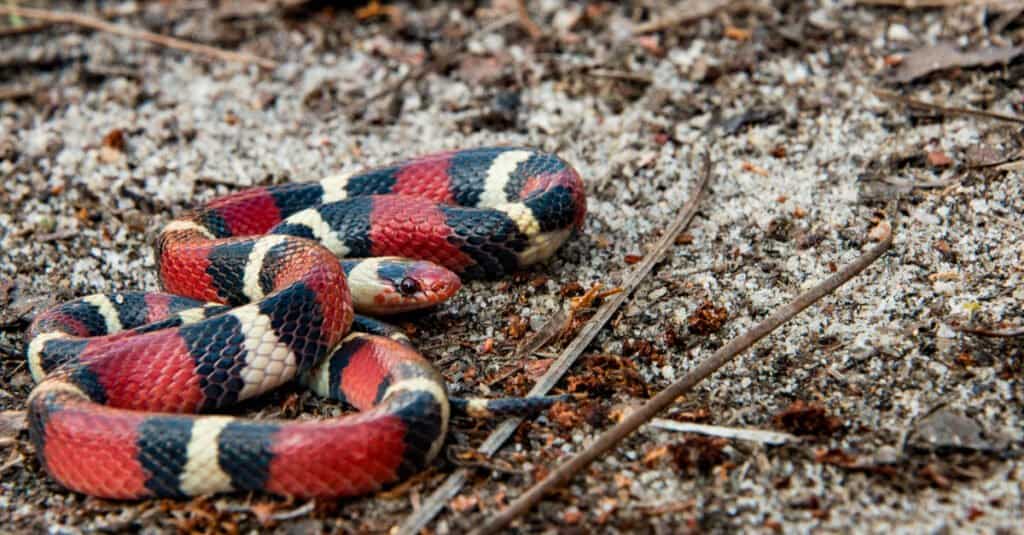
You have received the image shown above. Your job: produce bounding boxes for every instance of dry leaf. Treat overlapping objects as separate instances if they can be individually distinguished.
[890,43,1023,83]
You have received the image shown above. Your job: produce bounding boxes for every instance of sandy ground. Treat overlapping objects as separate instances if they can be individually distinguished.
[1,1,1022,533]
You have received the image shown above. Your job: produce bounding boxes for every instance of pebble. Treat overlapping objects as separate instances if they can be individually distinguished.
[887,24,915,42]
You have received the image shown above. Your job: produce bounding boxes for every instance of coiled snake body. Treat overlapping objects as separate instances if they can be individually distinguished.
[25,147,586,499]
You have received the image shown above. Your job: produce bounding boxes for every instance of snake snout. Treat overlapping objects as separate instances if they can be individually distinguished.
[409,261,461,303]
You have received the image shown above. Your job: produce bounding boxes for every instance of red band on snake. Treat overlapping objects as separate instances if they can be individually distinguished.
[25,147,586,499]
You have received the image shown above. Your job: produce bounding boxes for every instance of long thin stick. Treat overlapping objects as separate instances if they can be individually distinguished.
[0,5,277,69]
[476,224,895,534]
[631,0,732,34]
[397,153,714,535]
[873,89,1024,125]
[648,419,799,445]
[856,0,1021,7]
[955,325,1024,338]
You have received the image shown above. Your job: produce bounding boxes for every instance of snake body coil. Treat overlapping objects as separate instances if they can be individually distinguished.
[25,147,586,499]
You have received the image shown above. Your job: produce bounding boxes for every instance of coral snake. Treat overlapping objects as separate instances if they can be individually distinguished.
[24,147,586,499]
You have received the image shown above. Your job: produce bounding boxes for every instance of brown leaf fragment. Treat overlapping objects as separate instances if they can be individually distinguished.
[919,464,952,489]
[927,150,953,167]
[669,436,729,473]
[559,281,584,297]
[724,26,751,41]
[102,128,125,151]
[687,300,728,335]
[642,444,671,467]
[99,128,126,163]
[570,282,602,309]
[741,161,769,176]
[549,399,585,428]
[504,315,529,339]
[890,42,1024,83]
[814,447,857,467]
[668,408,711,422]
[772,401,842,436]
[675,231,694,245]
[355,0,402,24]
[565,354,648,397]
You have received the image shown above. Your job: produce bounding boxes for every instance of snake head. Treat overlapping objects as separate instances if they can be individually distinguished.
[343,257,461,315]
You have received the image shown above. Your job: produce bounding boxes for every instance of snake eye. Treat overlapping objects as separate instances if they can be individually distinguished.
[398,277,421,296]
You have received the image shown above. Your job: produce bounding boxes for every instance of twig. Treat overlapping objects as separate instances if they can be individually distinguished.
[631,500,697,514]
[475,223,895,534]
[993,159,1024,171]
[954,325,1024,338]
[648,419,800,445]
[269,500,316,521]
[516,309,569,358]
[0,5,277,69]
[196,175,243,188]
[0,342,21,358]
[397,152,714,535]
[631,0,732,34]
[0,21,50,36]
[0,84,38,101]
[588,69,653,84]
[992,7,1024,34]
[514,0,542,39]
[873,89,1024,125]
[856,0,1022,6]
[35,229,79,243]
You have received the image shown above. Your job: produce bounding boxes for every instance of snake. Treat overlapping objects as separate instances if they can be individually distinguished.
[23,146,587,499]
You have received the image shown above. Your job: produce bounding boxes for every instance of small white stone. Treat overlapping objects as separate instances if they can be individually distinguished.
[936,323,957,338]
[784,63,809,85]
[888,24,914,42]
